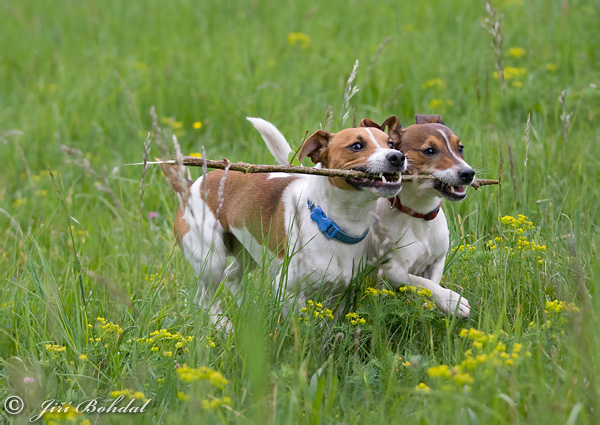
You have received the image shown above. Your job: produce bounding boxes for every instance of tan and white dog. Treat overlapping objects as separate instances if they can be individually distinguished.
[162,120,406,326]
[257,114,474,318]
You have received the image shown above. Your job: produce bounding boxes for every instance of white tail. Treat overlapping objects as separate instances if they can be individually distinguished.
[247,117,293,165]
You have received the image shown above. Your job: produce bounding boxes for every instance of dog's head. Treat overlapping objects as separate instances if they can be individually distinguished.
[360,115,475,201]
[298,127,407,198]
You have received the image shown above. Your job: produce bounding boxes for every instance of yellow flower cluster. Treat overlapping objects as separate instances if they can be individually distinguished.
[161,116,183,129]
[459,328,530,368]
[287,32,311,49]
[451,243,476,254]
[177,365,229,390]
[299,299,334,323]
[97,317,123,334]
[110,389,147,401]
[429,99,454,110]
[545,300,578,314]
[43,403,81,422]
[45,344,67,353]
[415,382,431,392]
[485,236,504,250]
[508,47,527,58]
[516,237,546,252]
[365,287,395,296]
[421,78,444,90]
[345,312,366,326]
[500,214,534,231]
[489,215,547,263]
[423,328,532,392]
[135,328,194,353]
[494,67,526,80]
[202,396,232,410]
[398,285,433,298]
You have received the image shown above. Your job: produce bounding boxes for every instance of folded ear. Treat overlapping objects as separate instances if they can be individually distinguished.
[360,118,381,129]
[415,114,445,125]
[298,129,333,164]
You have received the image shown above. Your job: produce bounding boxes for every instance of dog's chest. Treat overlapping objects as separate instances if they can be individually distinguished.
[380,207,449,275]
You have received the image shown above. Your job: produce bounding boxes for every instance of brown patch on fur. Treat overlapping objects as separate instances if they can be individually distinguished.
[161,162,193,248]
[396,124,464,175]
[301,127,394,191]
[174,205,189,248]
[201,171,297,258]
[363,117,465,176]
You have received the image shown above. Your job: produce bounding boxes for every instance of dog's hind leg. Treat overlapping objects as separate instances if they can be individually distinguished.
[179,181,234,329]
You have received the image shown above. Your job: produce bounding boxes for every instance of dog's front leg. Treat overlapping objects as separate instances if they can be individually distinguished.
[385,263,470,318]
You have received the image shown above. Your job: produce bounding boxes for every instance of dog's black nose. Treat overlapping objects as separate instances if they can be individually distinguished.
[459,168,475,184]
[386,151,405,168]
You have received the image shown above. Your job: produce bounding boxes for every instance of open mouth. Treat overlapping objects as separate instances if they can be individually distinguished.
[346,172,402,190]
[433,179,468,200]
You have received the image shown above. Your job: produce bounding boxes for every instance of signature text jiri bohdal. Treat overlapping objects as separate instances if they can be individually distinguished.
[29,396,151,422]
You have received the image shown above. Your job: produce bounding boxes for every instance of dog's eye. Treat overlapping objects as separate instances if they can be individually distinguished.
[388,141,395,149]
[458,145,464,154]
[423,147,437,156]
[349,142,365,152]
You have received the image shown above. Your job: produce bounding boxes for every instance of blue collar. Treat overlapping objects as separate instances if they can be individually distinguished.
[307,199,369,245]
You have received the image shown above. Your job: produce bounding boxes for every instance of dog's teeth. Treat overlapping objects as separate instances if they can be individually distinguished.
[381,175,387,183]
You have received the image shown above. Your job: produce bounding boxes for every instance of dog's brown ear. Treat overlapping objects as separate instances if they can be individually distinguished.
[381,115,403,133]
[360,118,382,129]
[298,129,333,164]
[415,114,445,125]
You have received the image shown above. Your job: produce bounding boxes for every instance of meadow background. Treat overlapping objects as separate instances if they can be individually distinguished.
[1,0,599,423]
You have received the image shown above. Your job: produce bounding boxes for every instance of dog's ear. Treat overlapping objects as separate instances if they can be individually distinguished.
[415,114,445,125]
[298,129,333,164]
[359,118,382,129]
[379,115,404,146]
[381,115,403,133]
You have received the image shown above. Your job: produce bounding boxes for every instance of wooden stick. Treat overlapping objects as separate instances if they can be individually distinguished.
[137,157,499,189]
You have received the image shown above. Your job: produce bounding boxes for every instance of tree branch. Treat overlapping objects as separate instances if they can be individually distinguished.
[145,157,499,189]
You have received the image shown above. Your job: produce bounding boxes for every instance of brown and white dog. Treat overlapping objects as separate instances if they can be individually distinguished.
[256,115,474,317]
[361,115,474,317]
[162,120,406,326]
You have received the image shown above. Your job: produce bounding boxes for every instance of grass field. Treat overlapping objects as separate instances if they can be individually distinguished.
[1,0,599,423]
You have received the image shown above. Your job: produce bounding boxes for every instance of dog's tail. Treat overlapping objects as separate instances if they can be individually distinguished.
[158,159,193,196]
[247,117,292,165]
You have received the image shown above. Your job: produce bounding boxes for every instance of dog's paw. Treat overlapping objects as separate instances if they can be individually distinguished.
[433,287,470,318]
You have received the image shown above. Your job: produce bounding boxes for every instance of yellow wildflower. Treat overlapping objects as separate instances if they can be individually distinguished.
[427,365,451,379]
[429,99,454,110]
[110,389,146,401]
[416,382,430,392]
[287,32,311,50]
[45,344,67,353]
[508,47,527,58]
[421,78,444,90]
[494,67,526,80]
[192,122,203,129]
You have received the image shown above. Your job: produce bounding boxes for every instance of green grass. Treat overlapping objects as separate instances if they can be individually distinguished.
[1,0,598,423]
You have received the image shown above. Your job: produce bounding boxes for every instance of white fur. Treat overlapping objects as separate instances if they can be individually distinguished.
[247,117,293,165]
[256,120,471,318]
[178,123,404,327]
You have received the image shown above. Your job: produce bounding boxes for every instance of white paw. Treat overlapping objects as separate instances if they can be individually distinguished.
[433,287,470,318]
